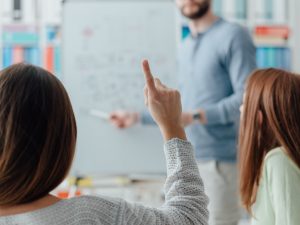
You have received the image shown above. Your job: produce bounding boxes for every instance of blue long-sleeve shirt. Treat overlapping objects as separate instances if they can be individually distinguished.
[142,18,257,161]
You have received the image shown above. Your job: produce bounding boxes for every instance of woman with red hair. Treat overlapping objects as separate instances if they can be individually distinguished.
[239,69,300,225]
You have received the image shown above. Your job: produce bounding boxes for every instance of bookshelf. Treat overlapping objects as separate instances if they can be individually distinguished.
[0,0,299,73]
[0,0,62,78]
[179,0,300,72]
[289,0,300,72]
[39,0,62,78]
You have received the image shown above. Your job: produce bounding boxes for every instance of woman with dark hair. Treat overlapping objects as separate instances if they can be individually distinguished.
[239,69,300,225]
[0,61,208,224]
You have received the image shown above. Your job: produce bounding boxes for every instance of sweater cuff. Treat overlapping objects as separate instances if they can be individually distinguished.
[164,138,195,172]
[203,104,224,125]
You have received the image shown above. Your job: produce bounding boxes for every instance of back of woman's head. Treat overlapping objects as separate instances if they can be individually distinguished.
[0,64,77,206]
[239,68,300,212]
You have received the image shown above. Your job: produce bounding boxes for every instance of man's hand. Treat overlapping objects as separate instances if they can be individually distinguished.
[110,111,139,129]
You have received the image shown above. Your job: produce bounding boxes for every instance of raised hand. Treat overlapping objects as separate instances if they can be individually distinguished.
[142,60,186,141]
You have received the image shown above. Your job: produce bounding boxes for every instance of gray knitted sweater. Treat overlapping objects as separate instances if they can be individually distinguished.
[0,139,209,225]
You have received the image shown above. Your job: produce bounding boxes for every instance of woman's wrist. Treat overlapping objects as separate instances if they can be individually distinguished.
[160,124,187,141]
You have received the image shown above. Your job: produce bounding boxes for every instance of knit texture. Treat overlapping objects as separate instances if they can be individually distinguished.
[0,138,209,225]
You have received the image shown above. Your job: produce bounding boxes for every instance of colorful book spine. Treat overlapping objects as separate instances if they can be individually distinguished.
[12,46,24,64]
[45,46,54,73]
[180,25,291,70]
[283,48,291,70]
[24,47,40,65]
[44,46,61,76]
[3,47,13,68]
[266,48,276,67]
[256,47,291,70]
[30,47,40,65]
[275,48,284,69]
[255,26,289,39]
[2,25,40,68]
[2,46,40,68]
[24,48,31,63]
[2,30,39,46]
[256,47,267,68]
[54,46,61,76]
[44,26,62,76]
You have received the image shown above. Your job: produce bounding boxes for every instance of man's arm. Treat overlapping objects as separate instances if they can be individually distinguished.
[198,27,257,126]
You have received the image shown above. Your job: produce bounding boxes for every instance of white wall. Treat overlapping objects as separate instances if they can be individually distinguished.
[292,0,300,72]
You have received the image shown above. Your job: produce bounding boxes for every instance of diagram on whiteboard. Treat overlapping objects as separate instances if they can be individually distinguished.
[63,0,177,174]
[68,4,177,112]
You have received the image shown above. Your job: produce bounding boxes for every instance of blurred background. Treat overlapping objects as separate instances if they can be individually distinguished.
[0,1,299,224]
[0,0,300,75]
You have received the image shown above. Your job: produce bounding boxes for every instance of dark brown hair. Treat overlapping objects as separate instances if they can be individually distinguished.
[0,63,77,206]
[239,68,300,212]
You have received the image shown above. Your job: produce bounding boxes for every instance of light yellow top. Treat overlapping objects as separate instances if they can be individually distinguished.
[252,147,300,225]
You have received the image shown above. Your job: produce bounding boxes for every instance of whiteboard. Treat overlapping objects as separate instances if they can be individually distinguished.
[62,0,177,175]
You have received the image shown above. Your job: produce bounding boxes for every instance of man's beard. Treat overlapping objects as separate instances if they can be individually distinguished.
[181,1,210,20]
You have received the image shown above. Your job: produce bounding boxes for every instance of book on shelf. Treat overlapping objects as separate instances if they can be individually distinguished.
[12,46,24,64]
[2,46,40,68]
[254,0,288,23]
[254,26,290,39]
[254,25,291,70]
[2,25,39,46]
[214,0,247,19]
[180,24,291,71]
[45,46,54,73]
[3,47,13,68]
[254,36,288,46]
[44,25,61,77]
[1,25,40,68]
[24,47,40,65]
[254,25,290,46]
[256,47,290,70]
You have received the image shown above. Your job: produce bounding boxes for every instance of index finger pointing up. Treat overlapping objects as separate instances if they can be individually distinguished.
[142,60,156,93]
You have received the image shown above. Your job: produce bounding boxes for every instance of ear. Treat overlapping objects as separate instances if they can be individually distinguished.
[257,110,263,125]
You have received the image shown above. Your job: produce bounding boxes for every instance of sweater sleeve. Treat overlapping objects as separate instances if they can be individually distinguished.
[265,151,300,225]
[116,138,209,225]
[203,27,257,125]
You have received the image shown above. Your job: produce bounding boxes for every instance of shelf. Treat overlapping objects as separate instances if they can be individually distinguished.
[255,44,290,48]
[0,0,298,72]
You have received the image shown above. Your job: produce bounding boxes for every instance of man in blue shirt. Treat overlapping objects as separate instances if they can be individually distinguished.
[110,1,256,224]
